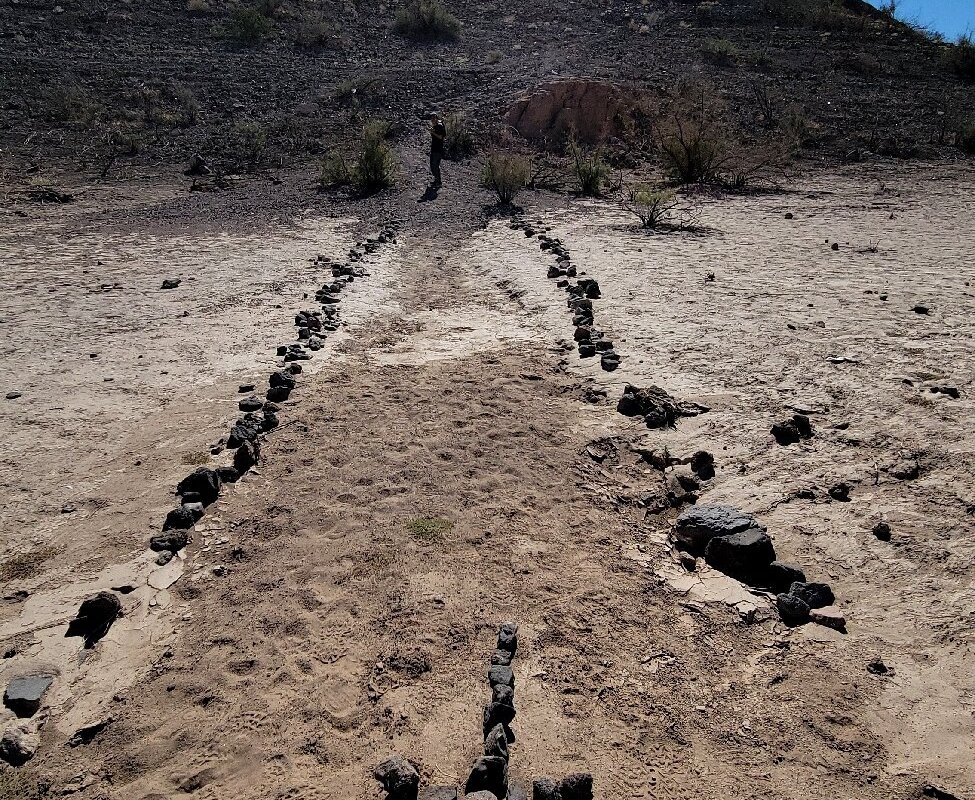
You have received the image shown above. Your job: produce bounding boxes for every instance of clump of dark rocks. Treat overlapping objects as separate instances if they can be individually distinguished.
[771,413,814,445]
[617,384,709,429]
[533,773,594,800]
[673,504,841,630]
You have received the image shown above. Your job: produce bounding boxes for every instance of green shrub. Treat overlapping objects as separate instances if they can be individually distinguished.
[229,7,271,44]
[443,112,475,160]
[393,0,460,41]
[229,120,267,169]
[318,151,353,189]
[353,121,396,195]
[623,186,676,229]
[702,37,739,67]
[481,152,530,205]
[569,140,609,196]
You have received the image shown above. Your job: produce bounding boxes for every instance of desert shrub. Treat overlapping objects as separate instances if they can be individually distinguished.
[481,152,530,205]
[957,119,975,154]
[657,116,727,184]
[229,120,267,169]
[334,77,383,106]
[623,186,677,229]
[949,34,975,81]
[443,112,475,160]
[40,82,101,126]
[172,82,199,126]
[354,120,396,195]
[295,17,335,49]
[186,0,209,13]
[702,37,739,67]
[318,151,353,189]
[229,7,271,44]
[760,0,863,31]
[569,140,609,196]
[393,0,460,41]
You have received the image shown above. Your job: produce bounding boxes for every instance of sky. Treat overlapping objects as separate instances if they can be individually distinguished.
[874,0,975,39]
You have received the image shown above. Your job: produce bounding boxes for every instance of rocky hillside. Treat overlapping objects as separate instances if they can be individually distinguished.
[0,0,972,175]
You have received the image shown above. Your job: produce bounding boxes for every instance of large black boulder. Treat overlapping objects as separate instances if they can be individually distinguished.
[234,440,260,474]
[373,755,419,800]
[764,561,806,593]
[163,506,196,531]
[776,592,810,626]
[789,581,835,609]
[65,591,121,648]
[673,504,765,554]
[704,528,776,583]
[150,530,189,552]
[176,467,220,506]
[466,756,508,798]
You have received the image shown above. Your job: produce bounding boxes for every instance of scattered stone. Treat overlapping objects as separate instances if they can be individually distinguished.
[484,723,509,760]
[890,459,920,480]
[618,384,708,429]
[216,466,240,484]
[923,786,962,800]
[789,581,835,609]
[673,504,765,554]
[600,351,620,371]
[266,385,291,403]
[163,506,196,531]
[65,591,121,648]
[828,482,851,502]
[809,606,847,633]
[776,592,810,626]
[466,756,508,798]
[561,773,595,800]
[577,342,596,358]
[498,622,518,653]
[373,755,420,800]
[0,720,39,766]
[913,304,929,314]
[270,370,297,390]
[689,450,715,480]
[533,778,561,800]
[872,521,891,541]
[176,467,221,506]
[155,550,173,565]
[5,391,21,400]
[867,658,888,675]
[3,674,54,718]
[68,716,113,747]
[765,561,806,593]
[704,528,776,583]
[233,440,260,473]
[160,278,181,290]
[238,384,256,393]
[238,396,263,412]
[928,385,960,399]
[150,530,189,552]
[771,413,814,445]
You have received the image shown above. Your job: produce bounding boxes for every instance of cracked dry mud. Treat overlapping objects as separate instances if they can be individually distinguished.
[1,155,974,799]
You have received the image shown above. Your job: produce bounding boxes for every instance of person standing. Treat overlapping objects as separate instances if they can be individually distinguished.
[429,113,446,188]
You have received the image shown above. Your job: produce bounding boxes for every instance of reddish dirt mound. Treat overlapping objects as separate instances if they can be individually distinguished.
[504,79,647,145]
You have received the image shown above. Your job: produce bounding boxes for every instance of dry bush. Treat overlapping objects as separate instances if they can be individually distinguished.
[444,112,475,160]
[957,119,975,154]
[319,151,353,189]
[761,0,866,32]
[39,82,101,126]
[228,120,267,170]
[295,17,336,49]
[334,77,383,106]
[622,186,676,229]
[569,139,609,196]
[393,0,460,41]
[481,152,530,205]
[186,0,209,13]
[701,37,739,67]
[950,34,975,81]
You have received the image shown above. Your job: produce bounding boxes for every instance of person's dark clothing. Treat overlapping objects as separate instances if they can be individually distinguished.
[430,119,446,185]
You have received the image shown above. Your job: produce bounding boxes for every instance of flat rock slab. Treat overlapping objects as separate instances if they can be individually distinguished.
[3,674,54,717]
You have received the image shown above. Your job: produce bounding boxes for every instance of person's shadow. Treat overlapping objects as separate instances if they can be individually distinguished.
[418,184,440,202]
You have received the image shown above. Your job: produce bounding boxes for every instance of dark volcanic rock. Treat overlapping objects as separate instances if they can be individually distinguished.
[828,482,851,502]
[65,591,121,648]
[764,561,806,593]
[600,351,620,371]
[266,385,291,403]
[488,665,514,688]
[239,396,264,412]
[176,467,221,506]
[497,622,518,653]
[233,440,260,473]
[160,278,181,289]
[216,466,241,484]
[561,773,594,800]
[617,384,708,429]
[3,675,54,718]
[491,683,514,706]
[704,528,776,583]
[872,521,892,541]
[789,581,835,609]
[228,413,264,447]
[270,370,297,390]
[771,420,801,445]
[150,530,189,552]
[163,506,196,531]
[483,701,516,736]
[373,754,419,800]
[533,779,561,800]
[578,342,596,358]
[690,450,715,480]
[484,723,509,760]
[466,756,508,798]
[491,649,513,666]
[673,504,764,553]
[777,592,810,626]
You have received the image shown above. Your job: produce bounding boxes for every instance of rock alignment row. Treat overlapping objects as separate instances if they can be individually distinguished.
[673,504,844,631]
[508,219,621,373]
[373,624,594,800]
[0,225,398,768]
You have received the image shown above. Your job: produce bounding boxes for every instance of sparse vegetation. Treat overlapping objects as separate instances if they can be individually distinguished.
[353,120,396,195]
[393,0,461,41]
[443,112,475,160]
[569,140,609,196]
[702,37,739,67]
[623,186,677,229]
[481,152,531,205]
[406,516,453,542]
[0,545,59,582]
[318,151,353,189]
[294,16,335,49]
[228,6,272,44]
[228,120,267,170]
[957,119,975,154]
[949,33,975,81]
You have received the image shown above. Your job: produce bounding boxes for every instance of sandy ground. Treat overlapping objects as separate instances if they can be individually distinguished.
[1,161,973,799]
